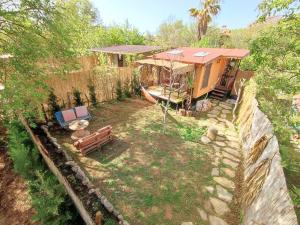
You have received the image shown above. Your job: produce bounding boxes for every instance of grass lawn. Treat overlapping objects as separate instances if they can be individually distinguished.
[55,98,216,225]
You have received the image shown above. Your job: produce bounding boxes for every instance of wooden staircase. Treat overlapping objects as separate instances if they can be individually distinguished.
[210,87,229,100]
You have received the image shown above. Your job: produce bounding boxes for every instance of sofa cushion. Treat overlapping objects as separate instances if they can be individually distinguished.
[62,109,76,122]
[75,106,88,118]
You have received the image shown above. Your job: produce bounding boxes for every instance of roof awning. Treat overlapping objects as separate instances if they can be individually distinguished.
[136,59,195,75]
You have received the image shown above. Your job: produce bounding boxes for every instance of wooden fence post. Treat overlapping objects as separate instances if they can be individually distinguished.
[95,211,102,225]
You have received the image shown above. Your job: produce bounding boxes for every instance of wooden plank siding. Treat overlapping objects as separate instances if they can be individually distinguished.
[193,57,228,98]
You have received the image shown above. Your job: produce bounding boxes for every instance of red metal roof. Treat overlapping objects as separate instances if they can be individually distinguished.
[152,47,250,65]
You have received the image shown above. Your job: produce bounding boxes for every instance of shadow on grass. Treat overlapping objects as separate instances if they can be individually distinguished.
[85,137,130,165]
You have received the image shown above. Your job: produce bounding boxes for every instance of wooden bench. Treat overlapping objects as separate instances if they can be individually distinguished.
[74,126,113,156]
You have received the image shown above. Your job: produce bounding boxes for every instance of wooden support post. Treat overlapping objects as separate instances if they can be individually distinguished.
[95,211,103,225]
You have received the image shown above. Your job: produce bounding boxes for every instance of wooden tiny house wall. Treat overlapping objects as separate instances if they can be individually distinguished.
[192,57,229,98]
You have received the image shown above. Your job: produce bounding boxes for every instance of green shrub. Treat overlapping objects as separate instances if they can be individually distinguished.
[131,70,141,96]
[7,121,82,225]
[123,79,132,98]
[290,185,300,207]
[104,218,119,225]
[29,171,74,225]
[177,125,207,142]
[116,80,123,101]
[88,83,98,107]
[7,121,42,179]
[72,88,84,106]
[48,90,61,118]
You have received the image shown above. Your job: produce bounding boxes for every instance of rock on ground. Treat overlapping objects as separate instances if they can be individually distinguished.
[201,136,212,144]
[209,197,230,216]
[213,177,235,190]
[197,208,208,221]
[216,185,233,203]
[209,215,229,225]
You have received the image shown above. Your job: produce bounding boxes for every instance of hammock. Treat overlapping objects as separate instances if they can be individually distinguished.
[141,87,157,104]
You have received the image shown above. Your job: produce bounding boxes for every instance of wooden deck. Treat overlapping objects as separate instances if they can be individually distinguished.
[146,86,187,104]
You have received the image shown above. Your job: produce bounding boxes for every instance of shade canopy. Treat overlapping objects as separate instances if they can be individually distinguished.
[136,59,195,75]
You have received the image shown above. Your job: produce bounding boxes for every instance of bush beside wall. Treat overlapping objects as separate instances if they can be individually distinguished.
[7,121,83,225]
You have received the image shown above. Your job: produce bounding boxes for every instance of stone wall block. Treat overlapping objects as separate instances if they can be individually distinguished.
[237,94,298,225]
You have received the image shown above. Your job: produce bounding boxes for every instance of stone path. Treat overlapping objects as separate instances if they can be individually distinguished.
[193,99,243,225]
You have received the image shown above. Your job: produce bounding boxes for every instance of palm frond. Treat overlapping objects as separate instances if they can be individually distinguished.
[189,8,199,17]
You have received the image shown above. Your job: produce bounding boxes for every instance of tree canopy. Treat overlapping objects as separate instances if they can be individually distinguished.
[189,0,221,40]
[0,0,145,120]
[147,19,197,48]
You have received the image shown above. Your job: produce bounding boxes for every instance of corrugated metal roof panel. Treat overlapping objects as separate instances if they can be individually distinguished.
[153,47,250,64]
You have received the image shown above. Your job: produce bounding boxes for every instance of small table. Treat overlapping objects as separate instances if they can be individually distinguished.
[69,120,90,140]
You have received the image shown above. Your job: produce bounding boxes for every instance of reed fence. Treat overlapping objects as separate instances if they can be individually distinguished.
[47,66,134,108]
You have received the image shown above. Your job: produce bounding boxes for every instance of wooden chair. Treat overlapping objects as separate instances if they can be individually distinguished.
[74,126,113,156]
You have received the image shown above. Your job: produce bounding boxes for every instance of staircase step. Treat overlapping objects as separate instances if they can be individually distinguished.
[211,92,226,97]
[210,95,224,100]
[213,89,228,94]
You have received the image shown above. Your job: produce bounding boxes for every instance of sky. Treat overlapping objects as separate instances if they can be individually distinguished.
[92,0,262,33]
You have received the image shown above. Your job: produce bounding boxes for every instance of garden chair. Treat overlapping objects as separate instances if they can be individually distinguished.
[55,106,91,129]
[55,109,77,128]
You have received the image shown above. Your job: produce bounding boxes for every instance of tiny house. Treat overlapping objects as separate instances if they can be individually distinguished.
[137,47,250,103]
[91,45,162,67]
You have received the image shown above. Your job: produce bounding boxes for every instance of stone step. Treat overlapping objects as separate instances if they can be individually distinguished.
[213,177,235,190]
[209,197,230,216]
[216,185,233,203]
[209,215,229,225]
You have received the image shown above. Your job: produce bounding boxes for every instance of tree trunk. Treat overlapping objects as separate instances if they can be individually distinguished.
[197,22,202,40]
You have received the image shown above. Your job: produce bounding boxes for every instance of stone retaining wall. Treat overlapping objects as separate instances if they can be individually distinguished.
[236,88,298,225]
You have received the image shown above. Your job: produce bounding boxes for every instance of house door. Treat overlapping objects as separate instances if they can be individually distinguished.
[201,63,212,89]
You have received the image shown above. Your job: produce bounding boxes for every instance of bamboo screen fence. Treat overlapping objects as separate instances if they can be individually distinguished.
[46,55,134,108]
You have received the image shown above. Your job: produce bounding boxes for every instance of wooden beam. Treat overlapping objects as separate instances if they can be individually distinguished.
[20,116,95,225]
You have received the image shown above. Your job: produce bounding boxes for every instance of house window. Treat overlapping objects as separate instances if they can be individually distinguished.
[201,63,212,88]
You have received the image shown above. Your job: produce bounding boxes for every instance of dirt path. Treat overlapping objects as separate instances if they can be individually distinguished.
[0,138,37,225]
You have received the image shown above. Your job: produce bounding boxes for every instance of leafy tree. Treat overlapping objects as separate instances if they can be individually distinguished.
[189,0,221,40]
[258,0,300,21]
[55,0,101,55]
[194,26,224,47]
[246,0,300,218]
[148,19,197,47]
[94,20,145,47]
[0,0,84,120]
